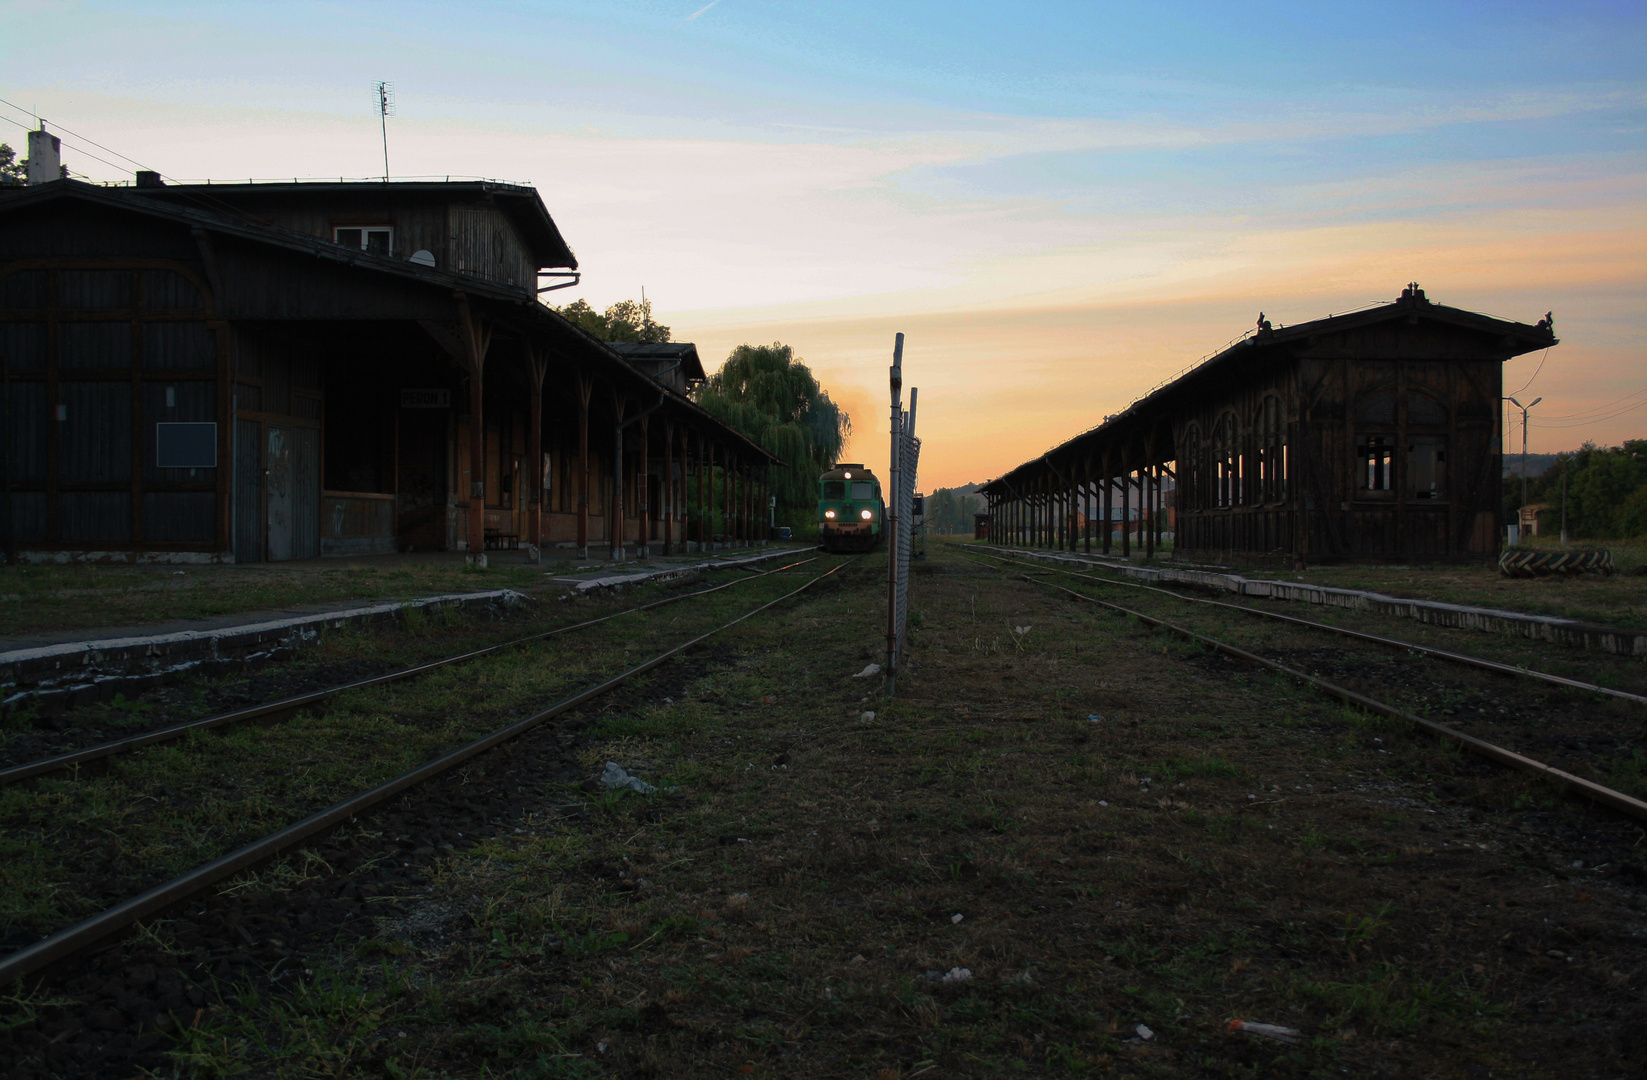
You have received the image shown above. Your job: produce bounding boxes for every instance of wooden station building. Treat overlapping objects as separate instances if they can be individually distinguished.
[980,287,1558,564]
[0,176,775,564]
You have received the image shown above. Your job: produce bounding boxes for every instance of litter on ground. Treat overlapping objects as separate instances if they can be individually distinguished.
[1228,1020,1300,1042]
[601,762,660,794]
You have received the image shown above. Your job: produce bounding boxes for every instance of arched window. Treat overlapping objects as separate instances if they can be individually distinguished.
[1181,423,1202,510]
[1407,394,1447,427]
[1254,396,1286,503]
[1355,390,1395,496]
[1212,412,1239,508]
[1407,393,1447,500]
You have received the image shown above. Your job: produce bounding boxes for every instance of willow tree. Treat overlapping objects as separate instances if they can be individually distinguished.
[693,343,850,531]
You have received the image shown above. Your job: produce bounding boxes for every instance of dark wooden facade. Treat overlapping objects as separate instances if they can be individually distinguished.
[980,288,1557,565]
[1,180,775,564]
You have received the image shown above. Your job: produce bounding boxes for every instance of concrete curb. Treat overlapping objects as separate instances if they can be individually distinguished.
[978,546,1647,657]
[1,590,527,712]
[548,547,813,593]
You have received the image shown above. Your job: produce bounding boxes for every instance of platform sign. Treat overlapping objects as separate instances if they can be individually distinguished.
[155,422,218,468]
[401,388,450,409]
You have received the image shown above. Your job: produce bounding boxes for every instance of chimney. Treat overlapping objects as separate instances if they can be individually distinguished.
[135,170,164,188]
[26,128,62,185]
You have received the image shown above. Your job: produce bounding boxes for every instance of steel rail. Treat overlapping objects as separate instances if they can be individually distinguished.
[0,558,852,984]
[967,555,1647,823]
[972,548,1647,707]
[0,554,823,787]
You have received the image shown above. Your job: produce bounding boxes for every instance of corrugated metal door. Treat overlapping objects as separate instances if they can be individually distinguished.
[266,425,293,561]
[235,418,262,562]
[263,423,320,561]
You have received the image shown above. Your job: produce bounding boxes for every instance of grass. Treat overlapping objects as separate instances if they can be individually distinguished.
[0,566,838,942]
[11,542,1644,1078]
[0,556,568,639]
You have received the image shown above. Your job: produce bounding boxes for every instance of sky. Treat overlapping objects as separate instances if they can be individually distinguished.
[3,1,1643,487]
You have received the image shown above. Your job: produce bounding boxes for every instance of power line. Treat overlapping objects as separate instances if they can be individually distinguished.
[0,111,135,176]
[0,94,161,175]
[1534,386,1647,422]
[1533,398,1647,429]
[1506,346,1550,397]
[0,99,271,227]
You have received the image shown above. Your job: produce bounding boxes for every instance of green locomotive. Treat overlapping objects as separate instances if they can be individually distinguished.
[818,463,885,552]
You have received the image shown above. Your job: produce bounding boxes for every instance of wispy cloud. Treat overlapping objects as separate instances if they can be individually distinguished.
[679,1,718,26]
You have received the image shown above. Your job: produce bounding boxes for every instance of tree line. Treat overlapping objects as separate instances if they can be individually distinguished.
[1505,440,1647,540]
[922,487,986,535]
[555,299,849,535]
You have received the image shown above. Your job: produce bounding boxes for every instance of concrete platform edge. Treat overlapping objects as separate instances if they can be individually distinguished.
[2,590,527,710]
[978,546,1647,658]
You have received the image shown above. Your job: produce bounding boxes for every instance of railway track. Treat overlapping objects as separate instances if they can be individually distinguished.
[972,547,1647,704]
[0,556,854,987]
[960,549,1647,822]
[0,553,823,786]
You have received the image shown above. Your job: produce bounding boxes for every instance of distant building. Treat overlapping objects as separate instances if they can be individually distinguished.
[1518,503,1553,537]
[606,343,706,396]
[981,287,1557,564]
[0,176,772,563]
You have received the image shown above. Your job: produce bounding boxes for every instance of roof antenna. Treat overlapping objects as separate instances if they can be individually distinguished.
[374,81,395,181]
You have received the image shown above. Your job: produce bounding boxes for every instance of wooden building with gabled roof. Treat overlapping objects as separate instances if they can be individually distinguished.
[980,287,1558,565]
[0,177,776,564]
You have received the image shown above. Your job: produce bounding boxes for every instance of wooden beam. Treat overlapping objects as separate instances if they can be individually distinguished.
[525,342,548,559]
[454,293,491,564]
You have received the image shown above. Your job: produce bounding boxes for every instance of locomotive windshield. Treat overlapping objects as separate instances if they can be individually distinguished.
[823,481,846,499]
[850,482,874,500]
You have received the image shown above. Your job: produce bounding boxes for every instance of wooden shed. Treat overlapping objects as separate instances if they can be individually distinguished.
[980,287,1557,565]
[0,178,776,564]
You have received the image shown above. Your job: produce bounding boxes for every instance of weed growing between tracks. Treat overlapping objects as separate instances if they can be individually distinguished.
[8,551,1644,1078]
[110,543,1643,1079]
[986,550,1647,811]
[0,567,827,950]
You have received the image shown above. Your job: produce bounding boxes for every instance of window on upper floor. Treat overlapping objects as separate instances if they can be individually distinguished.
[334,227,392,255]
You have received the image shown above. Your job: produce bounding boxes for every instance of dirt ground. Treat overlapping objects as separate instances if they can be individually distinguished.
[5,544,1644,1078]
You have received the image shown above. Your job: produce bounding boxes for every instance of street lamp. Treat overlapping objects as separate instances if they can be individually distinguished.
[1506,395,1542,516]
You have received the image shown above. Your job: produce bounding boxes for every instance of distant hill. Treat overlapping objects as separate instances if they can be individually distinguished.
[1505,453,1563,478]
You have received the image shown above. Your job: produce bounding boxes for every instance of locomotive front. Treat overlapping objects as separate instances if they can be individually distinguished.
[818,463,884,553]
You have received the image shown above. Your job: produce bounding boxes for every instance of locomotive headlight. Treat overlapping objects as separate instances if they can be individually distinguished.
[860,509,873,520]
[824,509,836,519]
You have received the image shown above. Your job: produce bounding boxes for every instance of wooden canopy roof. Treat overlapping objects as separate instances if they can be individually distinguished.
[0,180,776,464]
[980,288,1558,498]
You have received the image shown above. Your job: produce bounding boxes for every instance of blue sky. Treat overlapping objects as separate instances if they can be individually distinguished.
[3,1,1642,480]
